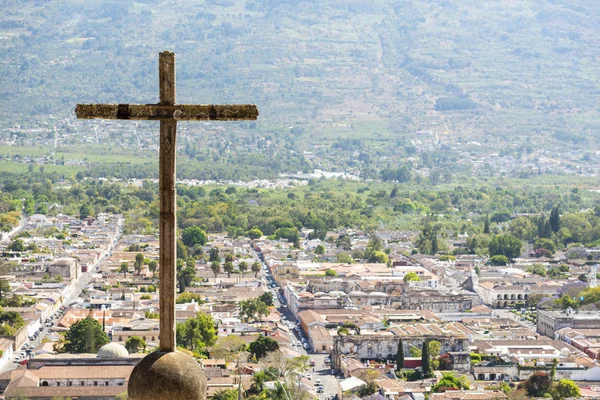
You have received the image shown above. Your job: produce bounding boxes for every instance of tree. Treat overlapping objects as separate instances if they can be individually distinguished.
[337,327,350,336]
[259,292,274,306]
[148,260,158,278]
[223,261,234,278]
[550,358,558,381]
[177,261,195,293]
[489,255,509,266]
[488,234,523,259]
[247,228,263,240]
[509,216,536,240]
[356,369,379,397]
[526,263,547,278]
[466,233,491,256]
[118,262,129,278]
[176,311,216,353]
[239,261,248,277]
[267,381,288,400]
[408,346,422,358]
[239,298,269,322]
[403,272,420,282]
[211,335,248,361]
[125,336,147,353]
[550,379,580,400]
[337,252,354,263]
[325,269,337,277]
[314,244,325,255]
[249,335,279,359]
[550,206,561,234]
[251,261,261,278]
[431,235,439,255]
[483,214,490,234]
[212,389,238,400]
[274,227,300,247]
[134,253,144,275]
[8,239,24,252]
[431,372,470,393]
[535,238,556,255]
[181,226,208,248]
[64,316,109,353]
[0,261,12,303]
[336,235,352,250]
[177,239,188,260]
[80,204,92,219]
[519,372,551,398]
[251,370,269,393]
[209,247,220,262]
[421,341,432,378]
[210,260,220,278]
[428,340,441,358]
[176,292,204,304]
[396,339,404,371]
[368,251,389,264]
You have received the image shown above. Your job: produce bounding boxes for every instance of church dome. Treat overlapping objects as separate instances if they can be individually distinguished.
[98,342,129,358]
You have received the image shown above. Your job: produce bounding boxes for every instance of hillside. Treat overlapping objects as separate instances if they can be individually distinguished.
[0,0,599,180]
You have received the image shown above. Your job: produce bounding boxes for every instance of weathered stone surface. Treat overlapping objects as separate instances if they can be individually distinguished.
[128,351,207,400]
[159,119,177,352]
[75,103,259,120]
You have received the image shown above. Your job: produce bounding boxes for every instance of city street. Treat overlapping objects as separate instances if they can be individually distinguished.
[255,249,339,400]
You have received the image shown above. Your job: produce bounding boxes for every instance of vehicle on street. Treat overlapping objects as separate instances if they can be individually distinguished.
[316,386,324,393]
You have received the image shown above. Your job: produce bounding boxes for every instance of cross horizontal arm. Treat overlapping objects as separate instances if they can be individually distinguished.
[75,103,259,121]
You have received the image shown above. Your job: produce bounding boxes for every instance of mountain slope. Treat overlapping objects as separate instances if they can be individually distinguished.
[0,0,599,179]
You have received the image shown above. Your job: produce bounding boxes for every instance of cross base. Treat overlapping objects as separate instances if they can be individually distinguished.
[128,351,206,400]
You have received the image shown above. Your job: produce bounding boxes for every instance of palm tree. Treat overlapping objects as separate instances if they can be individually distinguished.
[223,261,234,278]
[251,371,267,393]
[212,389,237,400]
[210,261,220,279]
[251,262,261,278]
[118,262,128,278]
[268,381,288,400]
[239,261,248,277]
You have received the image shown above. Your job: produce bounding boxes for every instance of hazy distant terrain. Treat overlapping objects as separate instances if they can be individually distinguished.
[1,0,599,180]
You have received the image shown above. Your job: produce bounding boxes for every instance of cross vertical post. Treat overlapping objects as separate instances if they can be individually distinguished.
[158,52,177,352]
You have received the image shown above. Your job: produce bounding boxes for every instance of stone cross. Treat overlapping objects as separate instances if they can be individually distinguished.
[76,51,259,352]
